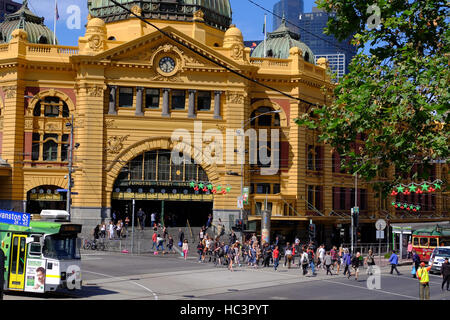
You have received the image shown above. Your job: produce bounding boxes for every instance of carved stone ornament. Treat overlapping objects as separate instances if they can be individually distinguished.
[3,86,17,99]
[107,135,130,154]
[104,119,117,129]
[89,35,104,51]
[193,10,205,22]
[227,92,246,104]
[87,85,104,97]
[231,44,244,60]
[45,122,60,131]
[152,73,182,82]
[24,119,33,130]
[130,5,142,16]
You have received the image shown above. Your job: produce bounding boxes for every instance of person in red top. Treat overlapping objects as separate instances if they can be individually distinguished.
[273,246,280,271]
[151,232,157,250]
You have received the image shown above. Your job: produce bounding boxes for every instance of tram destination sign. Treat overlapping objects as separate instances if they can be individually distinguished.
[0,209,31,227]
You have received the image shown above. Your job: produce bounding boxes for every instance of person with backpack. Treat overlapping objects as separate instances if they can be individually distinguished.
[308,247,316,276]
[301,246,309,276]
[365,249,376,276]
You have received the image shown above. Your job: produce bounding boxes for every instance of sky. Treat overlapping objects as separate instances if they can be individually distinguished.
[20,0,320,47]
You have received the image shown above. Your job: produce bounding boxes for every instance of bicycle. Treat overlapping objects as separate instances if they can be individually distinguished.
[83,239,106,251]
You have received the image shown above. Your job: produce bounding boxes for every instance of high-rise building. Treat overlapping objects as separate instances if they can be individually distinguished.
[0,0,20,22]
[298,7,356,79]
[314,53,346,82]
[273,0,304,34]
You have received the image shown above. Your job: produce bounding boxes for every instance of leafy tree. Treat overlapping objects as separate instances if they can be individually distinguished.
[296,0,449,195]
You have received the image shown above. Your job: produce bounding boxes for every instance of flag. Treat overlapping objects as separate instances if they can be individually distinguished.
[55,1,60,21]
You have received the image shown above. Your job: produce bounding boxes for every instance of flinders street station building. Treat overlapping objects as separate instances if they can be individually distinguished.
[0,1,448,245]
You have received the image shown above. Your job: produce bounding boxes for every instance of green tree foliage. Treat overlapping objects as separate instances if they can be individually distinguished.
[296,0,449,195]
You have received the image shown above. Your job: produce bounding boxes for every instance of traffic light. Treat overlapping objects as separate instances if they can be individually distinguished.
[308,223,316,241]
[234,219,243,231]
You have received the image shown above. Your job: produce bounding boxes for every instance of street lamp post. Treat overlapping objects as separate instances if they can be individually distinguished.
[66,114,74,222]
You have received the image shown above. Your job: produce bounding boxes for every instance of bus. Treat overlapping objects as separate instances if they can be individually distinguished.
[1,220,83,293]
[412,225,450,262]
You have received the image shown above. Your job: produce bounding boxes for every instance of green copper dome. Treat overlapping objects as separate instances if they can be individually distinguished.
[88,0,232,31]
[252,18,314,63]
[0,0,57,45]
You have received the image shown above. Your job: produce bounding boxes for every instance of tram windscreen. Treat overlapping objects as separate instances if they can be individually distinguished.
[43,235,81,260]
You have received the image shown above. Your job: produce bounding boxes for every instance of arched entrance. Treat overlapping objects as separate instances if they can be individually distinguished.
[27,185,67,214]
[111,149,213,227]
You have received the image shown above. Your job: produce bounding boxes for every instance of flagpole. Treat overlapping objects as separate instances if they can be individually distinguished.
[53,0,57,45]
[263,14,267,58]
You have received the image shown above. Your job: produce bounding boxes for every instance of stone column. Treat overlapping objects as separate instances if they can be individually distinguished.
[214,91,222,119]
[108,86,117,115]
[135,87,144,116]
[188,89,196,119]
[162,88,170,117]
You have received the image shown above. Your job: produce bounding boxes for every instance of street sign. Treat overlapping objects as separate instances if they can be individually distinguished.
[375,219,387,231]
[237,196,243,209]
[376,230,384,239]
[0,209,30,227]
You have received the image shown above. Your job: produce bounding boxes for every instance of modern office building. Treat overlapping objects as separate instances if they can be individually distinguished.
[314,53,346,82]
[273,0,304,34]
[0,0,20,22]
[298,7,356,80]
[0,1,447,246]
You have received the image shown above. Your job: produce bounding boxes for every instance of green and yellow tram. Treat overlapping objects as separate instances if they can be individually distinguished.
[1,217,82,293]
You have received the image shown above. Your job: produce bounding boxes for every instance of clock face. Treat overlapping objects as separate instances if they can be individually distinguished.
[159,57,176,73]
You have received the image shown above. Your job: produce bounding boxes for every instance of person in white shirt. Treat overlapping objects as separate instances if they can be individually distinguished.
[284,243,293,269]
[182,240,189,260]
[319,245,326,269]
[156,235,164,251]
[108,221,115,240]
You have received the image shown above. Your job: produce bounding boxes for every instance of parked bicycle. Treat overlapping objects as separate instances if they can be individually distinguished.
[83,238,106,251]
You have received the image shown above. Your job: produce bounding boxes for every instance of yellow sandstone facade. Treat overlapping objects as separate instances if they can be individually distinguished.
[0,2,448,244]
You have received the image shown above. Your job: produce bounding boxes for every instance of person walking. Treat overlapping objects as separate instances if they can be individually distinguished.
[308,247,316,276]
[441,257,450,291]
[365,249,376,276]
[284,244,293,269]
[343,249,352,278]
[137,208,144,230]
[263,243,272,268]
[151,212,156,228]
[324,251,333,275]
[273,246,280,271]
[389,250,401,275]
[330,246,338,271]
[350,252,361,281]
[412,250,421,278]
[416,262,432,300]
[318,245,326,270]
[301,247,309,276]
[151,232,157,250]
[156,234,164,252]
[178,228,184,244]
[337,247,343,274]
[197,241,204,263]
[227,243,235,272]
[182,239,189,260]
[407,241,413,259]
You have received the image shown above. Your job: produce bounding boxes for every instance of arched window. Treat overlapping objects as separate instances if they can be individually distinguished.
[108,36,116,41]
[30,96,71,163]
[304,51,310,63]
[38,36,48,44]
[33,97,70,118]
[250,107,280,127]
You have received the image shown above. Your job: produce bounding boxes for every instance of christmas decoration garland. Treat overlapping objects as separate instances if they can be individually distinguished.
[390,179,443,196]
[189,181,232,195]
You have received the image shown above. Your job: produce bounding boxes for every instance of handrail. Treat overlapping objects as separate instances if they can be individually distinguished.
[186,219,193,240]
